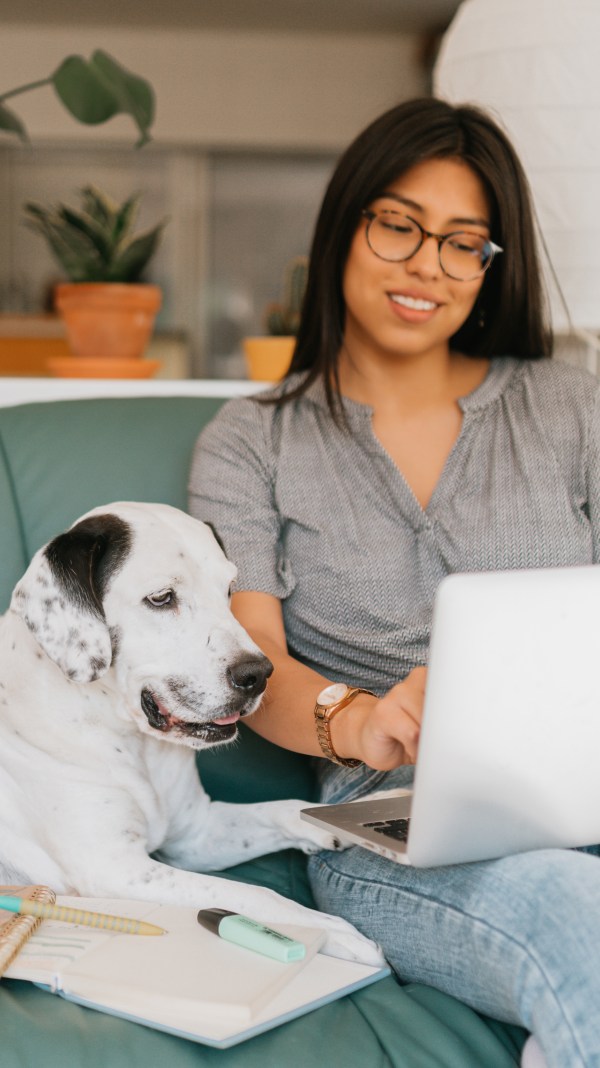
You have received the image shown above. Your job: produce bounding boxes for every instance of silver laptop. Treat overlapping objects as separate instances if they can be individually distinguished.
[301,565,600,867]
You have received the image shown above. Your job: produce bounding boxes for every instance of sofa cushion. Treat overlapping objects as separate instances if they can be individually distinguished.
[0,974,525,1068]
[0,435,27,612]
[0,396,226,563]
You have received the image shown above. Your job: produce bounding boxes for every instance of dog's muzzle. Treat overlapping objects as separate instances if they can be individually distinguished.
[140,653,273,744]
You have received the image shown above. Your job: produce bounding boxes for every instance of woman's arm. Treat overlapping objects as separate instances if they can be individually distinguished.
[233,590,424,772]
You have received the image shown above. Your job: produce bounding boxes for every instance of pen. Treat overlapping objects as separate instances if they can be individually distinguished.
[197,908,306,962]
[0,895,166,936]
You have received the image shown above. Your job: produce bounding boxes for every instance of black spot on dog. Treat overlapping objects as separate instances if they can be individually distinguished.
[90,656,108,675]
[45,514,132,620]
[166,676,206,713]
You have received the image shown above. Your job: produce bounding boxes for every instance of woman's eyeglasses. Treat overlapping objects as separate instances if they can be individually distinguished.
[361,209,503,282]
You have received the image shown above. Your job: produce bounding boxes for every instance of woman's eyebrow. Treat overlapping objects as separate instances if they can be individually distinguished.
[377,191,490,229]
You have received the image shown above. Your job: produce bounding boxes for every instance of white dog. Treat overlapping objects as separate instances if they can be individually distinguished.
[0,502,382,966]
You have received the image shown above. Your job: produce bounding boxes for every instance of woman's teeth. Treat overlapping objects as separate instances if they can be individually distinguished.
[390,294,438,311]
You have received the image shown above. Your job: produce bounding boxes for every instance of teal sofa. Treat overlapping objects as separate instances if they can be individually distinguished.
[0,390,526,1067]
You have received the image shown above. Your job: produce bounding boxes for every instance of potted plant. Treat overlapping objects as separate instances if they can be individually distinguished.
[243,255,308,381]
[1,51,161,378]
[23,186,167,376]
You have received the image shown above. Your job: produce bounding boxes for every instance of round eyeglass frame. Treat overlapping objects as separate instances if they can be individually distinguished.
[361,209,503,282]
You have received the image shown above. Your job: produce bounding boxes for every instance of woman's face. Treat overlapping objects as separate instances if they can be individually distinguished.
[341,156,492,368]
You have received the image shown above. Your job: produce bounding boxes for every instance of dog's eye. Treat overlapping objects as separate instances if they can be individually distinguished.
[145,590,175,609]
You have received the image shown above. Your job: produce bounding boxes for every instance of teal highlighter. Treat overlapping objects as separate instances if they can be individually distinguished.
[197,908,306,962]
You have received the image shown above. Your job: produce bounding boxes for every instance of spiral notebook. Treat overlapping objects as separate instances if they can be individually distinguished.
[1,890,389,1048]
[0,884,56,976]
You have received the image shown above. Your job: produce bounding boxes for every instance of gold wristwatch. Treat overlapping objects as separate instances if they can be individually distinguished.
[314,683,375,768]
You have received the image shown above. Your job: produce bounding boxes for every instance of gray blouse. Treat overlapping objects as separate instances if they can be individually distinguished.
[189,357,600,697]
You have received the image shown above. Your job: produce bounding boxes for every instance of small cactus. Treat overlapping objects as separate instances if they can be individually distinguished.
[264,255,308,336]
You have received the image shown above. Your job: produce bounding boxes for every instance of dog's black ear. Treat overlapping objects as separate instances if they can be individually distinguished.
[204,521,227,555]
[11,513,132,684]
[46,514,132,618]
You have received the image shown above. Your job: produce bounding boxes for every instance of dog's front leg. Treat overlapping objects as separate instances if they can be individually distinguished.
[159,796,344,872]
[80,846,383,967]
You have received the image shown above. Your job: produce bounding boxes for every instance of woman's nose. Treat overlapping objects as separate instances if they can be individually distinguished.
[404,235,441,279]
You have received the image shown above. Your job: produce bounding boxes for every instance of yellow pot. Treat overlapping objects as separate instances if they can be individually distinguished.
[243,336,295,381]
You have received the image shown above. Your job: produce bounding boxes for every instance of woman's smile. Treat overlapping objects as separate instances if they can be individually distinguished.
[388,290,442,322]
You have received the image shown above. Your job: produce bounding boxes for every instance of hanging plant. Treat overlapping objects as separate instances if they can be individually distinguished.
[0,50,155,147]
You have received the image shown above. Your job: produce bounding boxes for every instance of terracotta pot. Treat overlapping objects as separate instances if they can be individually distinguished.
[243,336,295,381]
[46,356,161,379]
[54,283,162,361]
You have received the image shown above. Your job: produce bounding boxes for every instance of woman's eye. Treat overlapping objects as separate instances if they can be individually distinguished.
[145,590,175,609]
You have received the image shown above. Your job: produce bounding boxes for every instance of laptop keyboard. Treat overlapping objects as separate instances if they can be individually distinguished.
[363,818,410,843]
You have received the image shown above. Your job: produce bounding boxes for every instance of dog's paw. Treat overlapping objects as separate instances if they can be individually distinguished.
[297,825,346,855]
[276,800,347,854]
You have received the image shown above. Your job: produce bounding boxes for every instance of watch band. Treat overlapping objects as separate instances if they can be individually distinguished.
[314,683,376,767]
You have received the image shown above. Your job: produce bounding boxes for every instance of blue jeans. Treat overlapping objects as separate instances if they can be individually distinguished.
[308,764,600,1068]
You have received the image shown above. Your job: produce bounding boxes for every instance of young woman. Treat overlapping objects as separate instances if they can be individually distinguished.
[189,98,600,1068]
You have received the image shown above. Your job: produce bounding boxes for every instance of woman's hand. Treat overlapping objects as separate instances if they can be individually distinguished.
[232,591,426,770]
[332,667,427,771]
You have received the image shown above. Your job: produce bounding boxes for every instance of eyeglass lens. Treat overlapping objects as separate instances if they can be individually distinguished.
[367,213,493,281]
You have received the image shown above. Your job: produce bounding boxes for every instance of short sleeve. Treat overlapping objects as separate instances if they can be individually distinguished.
[188,398,294,597]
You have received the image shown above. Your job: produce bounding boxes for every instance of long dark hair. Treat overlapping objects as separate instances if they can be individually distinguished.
[271,96,552,416]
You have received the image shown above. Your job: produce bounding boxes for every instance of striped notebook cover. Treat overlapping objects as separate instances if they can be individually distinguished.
[0,885,56,977]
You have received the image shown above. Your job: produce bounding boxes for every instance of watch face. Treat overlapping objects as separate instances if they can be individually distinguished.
[317,682,349,707]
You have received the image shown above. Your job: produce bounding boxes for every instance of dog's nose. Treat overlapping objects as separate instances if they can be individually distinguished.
[227,654,273,696]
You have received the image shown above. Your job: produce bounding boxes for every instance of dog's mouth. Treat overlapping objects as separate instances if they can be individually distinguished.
[140,688,240,743]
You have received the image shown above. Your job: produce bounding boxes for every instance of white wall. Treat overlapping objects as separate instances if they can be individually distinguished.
[1,25,427,150]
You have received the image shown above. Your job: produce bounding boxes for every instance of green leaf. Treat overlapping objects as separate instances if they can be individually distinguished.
[79,185,118,230]
[52,56,119,125]
[51,51,154,146]
[109,223,165,282]
[113,193,140,246]
[90,51,154,147]
[0,101,27,141]
[58,206,113,263]
[22,205,105,281]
